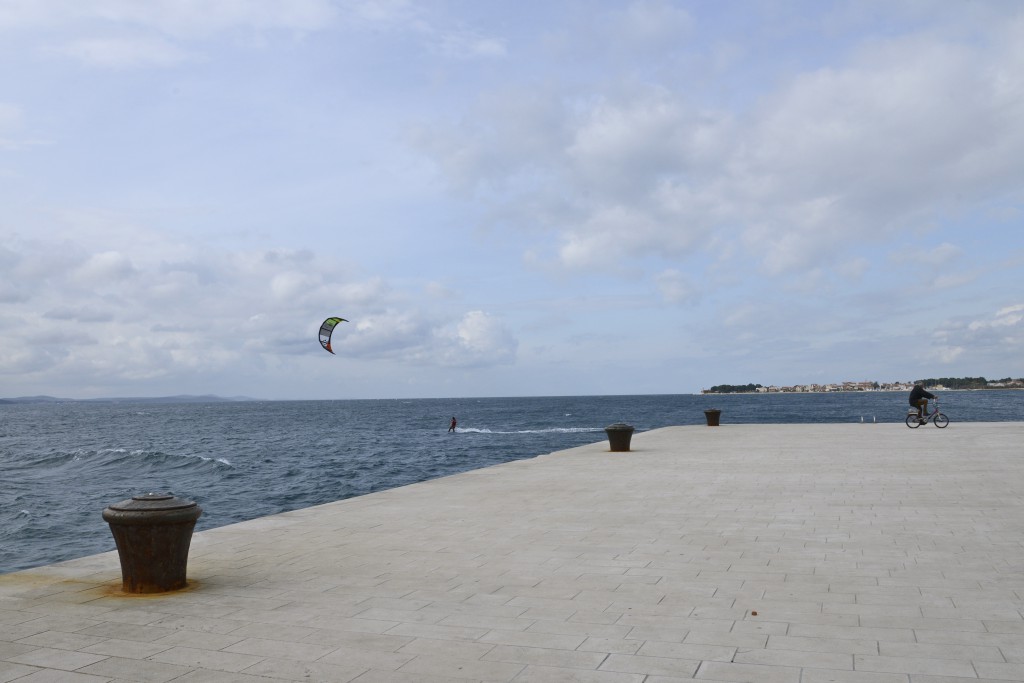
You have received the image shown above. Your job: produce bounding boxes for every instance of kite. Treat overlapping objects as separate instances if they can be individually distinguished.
[318,317,347,354]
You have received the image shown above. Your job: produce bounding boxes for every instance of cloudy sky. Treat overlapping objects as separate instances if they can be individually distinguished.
[1,0,1022,400]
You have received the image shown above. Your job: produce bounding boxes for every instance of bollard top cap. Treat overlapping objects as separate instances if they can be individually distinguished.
[604,422,634,430]
[107,492,198,512]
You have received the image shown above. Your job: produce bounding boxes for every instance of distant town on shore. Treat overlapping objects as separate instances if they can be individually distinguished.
[702,377,1024,394]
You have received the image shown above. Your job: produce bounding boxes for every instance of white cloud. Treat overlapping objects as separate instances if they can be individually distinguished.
[410,85,572,194]
[72,250,137,284]
[835,257,871,281]
[55,36,192,68]
[655,269,700,306]
[416,15,1024,282]
[567,89,723,198]
[935,345,965,363]
[0,220,519,392]
[613,0,693,49]
[969,303,1024,331]
[0,102,20,127]
[3,0,339,69]
[995,304,1024,326]
[890,242,963,267]
[0,102,50,149]
[928,304,1024,370]
[440,310,517,367]
[0,101,49,149]
[338,0,417,27]
[434,28,506,59]
[0,0,338,36]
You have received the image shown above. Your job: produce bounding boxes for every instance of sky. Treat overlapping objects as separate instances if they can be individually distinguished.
[1,0,1022,400]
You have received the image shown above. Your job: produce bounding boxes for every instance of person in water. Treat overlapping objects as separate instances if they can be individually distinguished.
[449,416,457,432]
[909,382,936,422]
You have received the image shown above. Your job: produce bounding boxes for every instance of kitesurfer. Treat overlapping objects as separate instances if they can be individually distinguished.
[449,417,457,433]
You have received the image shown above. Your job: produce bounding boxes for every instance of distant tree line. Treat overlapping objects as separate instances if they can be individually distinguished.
[917,377,1011,390]
[706,383,764,394]
[703,377,1023,394]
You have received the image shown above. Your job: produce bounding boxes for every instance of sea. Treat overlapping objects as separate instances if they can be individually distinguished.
[2,391,1023,575]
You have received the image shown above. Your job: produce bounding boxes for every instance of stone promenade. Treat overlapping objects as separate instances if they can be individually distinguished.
[2,423,1024,683]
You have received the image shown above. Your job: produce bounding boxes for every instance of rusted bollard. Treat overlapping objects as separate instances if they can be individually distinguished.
[102,493,202,593]
[703,409,721,426]
[605,423,635,452]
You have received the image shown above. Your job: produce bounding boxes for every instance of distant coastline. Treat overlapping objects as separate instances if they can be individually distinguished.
[0,394,258,405]
[703,377,1024,394]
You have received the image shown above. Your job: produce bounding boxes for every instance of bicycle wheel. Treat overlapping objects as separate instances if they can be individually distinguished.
[933,413,949,428]
[906,414,922,428]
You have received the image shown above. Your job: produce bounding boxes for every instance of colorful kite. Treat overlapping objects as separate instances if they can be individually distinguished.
[319,317,347,354]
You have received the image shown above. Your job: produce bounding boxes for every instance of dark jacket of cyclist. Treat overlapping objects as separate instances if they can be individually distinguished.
[909,384,936,418]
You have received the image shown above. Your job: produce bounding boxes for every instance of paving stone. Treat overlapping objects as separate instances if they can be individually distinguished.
[224,636,336,661]
[598,653,700,677]
[0,641,38,659]
[396,637,494,661]
[7,647,109,671]
[165,670,283,682]
[318,644,416,671]
[854,654,977,677]
[479,630,586,650]
[150,629,246,651]
[635,641,735,661]
[910,677,1021,683]
[396,653,525,681]
[733,646,854,669]
[77,622,177,643]
[799,670,908,683]
[879,640,1005,661]
[509,665,645,682]
[482,644,607,669]
[7,670,112,683]
[302,629,414,651]
[76,656,193,682]
[241,656,368,682]
[147,645,264,672]
[765,634,877,654]
[525,620,631,639]
[387,622,491,642]
[788,624,917,642]
[694,660,801,682]
[80,638,174,659]
[0,662,42,683]
[974,662,1024,679]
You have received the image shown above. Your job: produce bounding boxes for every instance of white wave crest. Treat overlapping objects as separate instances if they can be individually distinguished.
[457,427,602,434]
[193,454,233,466]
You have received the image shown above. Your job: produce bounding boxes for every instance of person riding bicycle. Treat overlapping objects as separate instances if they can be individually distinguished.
[909,382,936,422]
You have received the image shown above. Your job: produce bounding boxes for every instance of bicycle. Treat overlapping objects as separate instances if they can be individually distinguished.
[905,400,949,428]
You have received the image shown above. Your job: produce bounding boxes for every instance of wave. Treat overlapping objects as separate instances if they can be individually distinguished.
[457,427,604,434]
[13,447,235,473]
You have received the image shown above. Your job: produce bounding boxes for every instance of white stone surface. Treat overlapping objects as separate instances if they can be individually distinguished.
[2,422,1024,682]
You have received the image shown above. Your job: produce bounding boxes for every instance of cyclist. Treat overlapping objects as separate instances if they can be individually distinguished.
[909,382,937,423]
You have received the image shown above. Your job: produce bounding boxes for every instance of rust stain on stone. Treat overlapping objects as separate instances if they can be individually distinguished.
[100,579,202,598]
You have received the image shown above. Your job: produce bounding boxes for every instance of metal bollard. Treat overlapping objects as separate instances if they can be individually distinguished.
[102,493,202,593]
[604,423,635,451]
[703,409,721,426]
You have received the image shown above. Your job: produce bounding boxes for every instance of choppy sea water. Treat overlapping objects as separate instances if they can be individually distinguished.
[2,391,1022,574]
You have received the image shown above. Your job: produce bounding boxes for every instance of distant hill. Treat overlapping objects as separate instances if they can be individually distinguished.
[1,395,259,404]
